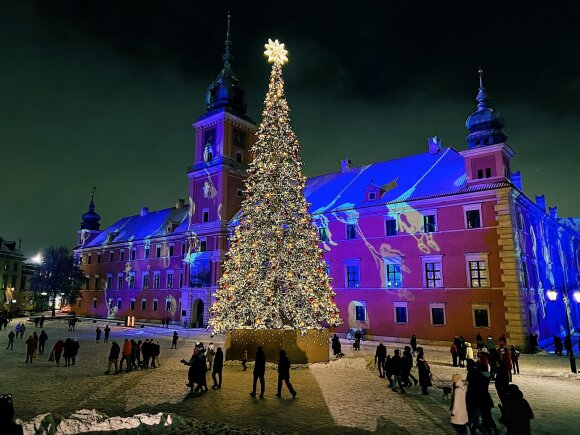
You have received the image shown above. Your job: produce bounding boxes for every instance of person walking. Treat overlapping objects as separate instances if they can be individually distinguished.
[63,338,73,367]
[241,348,248,371]
[104,325,110,343]
[171,331,179,349]
[19,323,26,339]
[6,330,15,350]
[450,340,459,367]
[207,342,215,370]
[466,352,499,435]
[250,346,266,398]
[120,339,132,373]
[24,335,35,363]
[458,336,467,368]
[476,332,484,350]
[450,373,469,434]
[502,384,534,435]
[495,344,512,404]
[71,339,80,365]
[14,323,20,339]
[96,327,102,343]
[375,341,387,378]
[142,339,151,369]
[402,346,418,387]
[34,317,40,328]
[391,349,406,393]
[416,348,432,395]
[51,338,65,366]
[182,347,202,392]
[276,349,296,398]
[129,339,138,370]
[39,315,45,327]
[212,347,224,389]
[353,330,362,351]
[510,345,520,375]
[38,330,48,356]
[331,334,343,358]
[410,334,418,354]
[465,342,474,362]
[104,341,121,374]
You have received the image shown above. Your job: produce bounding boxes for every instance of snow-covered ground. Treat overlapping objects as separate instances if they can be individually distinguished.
[1,317,579,434]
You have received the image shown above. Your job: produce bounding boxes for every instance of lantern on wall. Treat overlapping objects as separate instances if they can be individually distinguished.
[546,289,558,302]
[573,290,580,304]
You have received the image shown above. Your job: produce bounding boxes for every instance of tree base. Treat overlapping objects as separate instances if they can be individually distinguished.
[225,329,329,364]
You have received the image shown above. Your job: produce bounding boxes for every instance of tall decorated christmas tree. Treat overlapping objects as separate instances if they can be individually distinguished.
[209,39,342,340]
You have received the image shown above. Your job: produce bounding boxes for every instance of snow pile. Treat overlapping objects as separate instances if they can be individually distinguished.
[312,356,370,370]
[20,409,173,434]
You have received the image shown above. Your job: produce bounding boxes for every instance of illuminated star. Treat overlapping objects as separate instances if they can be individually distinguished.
[264,39,289,65]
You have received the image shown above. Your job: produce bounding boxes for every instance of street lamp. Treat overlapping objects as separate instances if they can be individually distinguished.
[546,288,577,373]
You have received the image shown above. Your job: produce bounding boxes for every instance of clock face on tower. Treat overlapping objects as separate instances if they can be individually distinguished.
[233,129,246,149]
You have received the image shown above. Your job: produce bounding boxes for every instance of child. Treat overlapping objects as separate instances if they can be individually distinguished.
[241,348,248,371]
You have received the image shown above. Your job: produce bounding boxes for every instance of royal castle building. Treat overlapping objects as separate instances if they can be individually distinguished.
[74,26,580,349]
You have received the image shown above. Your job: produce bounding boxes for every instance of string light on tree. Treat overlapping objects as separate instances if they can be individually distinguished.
[209,39,342,336]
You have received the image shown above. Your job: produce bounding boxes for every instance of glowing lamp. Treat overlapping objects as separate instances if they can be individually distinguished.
[573,291,580,304]
[546,289,558,301]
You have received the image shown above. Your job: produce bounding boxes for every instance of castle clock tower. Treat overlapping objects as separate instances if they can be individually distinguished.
[183,14,257,327]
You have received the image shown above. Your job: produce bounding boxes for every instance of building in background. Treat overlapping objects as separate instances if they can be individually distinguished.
[0,236,33,314]
[73,28,579,349]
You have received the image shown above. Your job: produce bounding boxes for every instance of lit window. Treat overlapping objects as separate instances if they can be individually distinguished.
[319,226,328,241]
[385,219,397,236]
[384,257,402,288]
[466,209,481,229]
[346,224,357,239]
[167,273,173,289]
[469,261,488,287]
[430,303,446,325]
[154,273,160,289]
[394,302,408,324]
[143,273,149,290]
[346,265,360,288]
[166,299,172,312]
[354,301,366,321]
[423,214,437,233]
[425,262,442,288]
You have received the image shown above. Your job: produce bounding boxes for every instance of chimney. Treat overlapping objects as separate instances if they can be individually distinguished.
[140,207,149,217]
[549,206,558,219]
[341,159,352,173]
[176,198,185,208]
[428,136,441,154]
[535,195,546,213]
[511,171,523,190]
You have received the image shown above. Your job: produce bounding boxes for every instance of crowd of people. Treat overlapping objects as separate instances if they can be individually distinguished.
[104,338,161,374]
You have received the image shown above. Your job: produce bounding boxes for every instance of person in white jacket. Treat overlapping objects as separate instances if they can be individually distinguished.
[450,373,469,434]
[465,342,474,361]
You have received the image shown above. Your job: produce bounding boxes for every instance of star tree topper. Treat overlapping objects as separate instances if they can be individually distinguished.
[264,38,288,65]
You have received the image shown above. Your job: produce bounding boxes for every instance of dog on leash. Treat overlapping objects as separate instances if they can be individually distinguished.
[439,386,452,399]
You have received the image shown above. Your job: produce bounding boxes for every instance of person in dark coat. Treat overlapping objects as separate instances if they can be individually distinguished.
[34,317,40,328]
[212,347,224,389]
[331,334,342,358]
[141,339,151,368]
[51,338,65,366]
[416,348,432,395]
[39,315,45,327]
[375,341,387,377]
[384,355,394,387]
[24,335,35,363]
[410,334,418,354]
[63,338,74,367]
[390,349,406,393]
[172,331,179,349]
[276,349,296,398]
[182,348,199,391]
[129,339,138,370]
[250,346,266,398]
[95,327,102,343]
[71,339,80,365]
[458,336,467,368]
[450,341,459,367]
[104,325,110,343]
[510,345,520,375]
[402,346,418,387]
[564,334,573,356]
[554,335,563,356]
[134,340,142,369]
[6,330,15,350]
[353,330,362,351]
[104,341,121,374]
[466,353,499,435]
[38,330,48,355]
[0,394,24,435]
[502,384,534,435]
[476,332,484,350]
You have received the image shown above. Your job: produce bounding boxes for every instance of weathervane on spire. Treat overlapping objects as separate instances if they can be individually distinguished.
[223,12,233,64]
[476,65,488,110]
[478,65,484,88]
[264,39,289,65]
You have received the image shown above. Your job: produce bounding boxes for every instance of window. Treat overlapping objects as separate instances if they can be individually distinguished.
[154,273,160,289]
[131,248,136,260]
[179,270,184,288]
[236,188,243,198]
[120,250,125,261]
[202,209,209,223]
[95,276,101,290]
[167,273,173,289]
[384,258,402,288]
[368,192,376,200]
[319,226,328,241]
[469,261,488,287]
[84,276,89,290]
[143,273,149,290]
[117,299,122,310]
[516,212,524,231]
[473,304,490,328]
[385,219,397,236]
[430,303,446,325]
[169,245,174,256]
[109,251,114,262]
[477,169,483,179]
[117,274,123,290]
[424,259,443,288]
[130,298,135,310]
[87,254,92,264]
[521,261,529,289]
[346,224,357,239]
[466,209,481,229]
[92,298,97,309]
[97,253,102,263]
[354,301,366,321]
[236,151,243,163]
[153,299,158,311]
[181,243,186,255]
[394,302,408,324]
[346,264,360,288]
[423,213,437,233]
[199,240,207,252]
[128,273,135,289]
[485,168,491,178]
[106,275,112,290]
[166,299,172,312]
[141,299,147,311]
[156,246,161,258]
[145,245,150,258]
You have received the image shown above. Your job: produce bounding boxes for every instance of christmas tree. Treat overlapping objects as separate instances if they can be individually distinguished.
[209,39,342,335]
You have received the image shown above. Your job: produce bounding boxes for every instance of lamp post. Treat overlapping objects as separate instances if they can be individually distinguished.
[547,288,577,373]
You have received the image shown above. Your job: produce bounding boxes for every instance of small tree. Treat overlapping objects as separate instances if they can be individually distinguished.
[31,246,85,316]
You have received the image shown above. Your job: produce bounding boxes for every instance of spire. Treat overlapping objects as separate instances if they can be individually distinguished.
[465,67,507,149]
[81,186,101,231]
[203,13,249,119]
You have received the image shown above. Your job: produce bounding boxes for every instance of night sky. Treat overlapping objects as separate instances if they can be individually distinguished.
[1,1,579,257]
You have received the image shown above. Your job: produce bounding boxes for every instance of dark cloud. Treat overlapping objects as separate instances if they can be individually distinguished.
[0,1,579,256]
